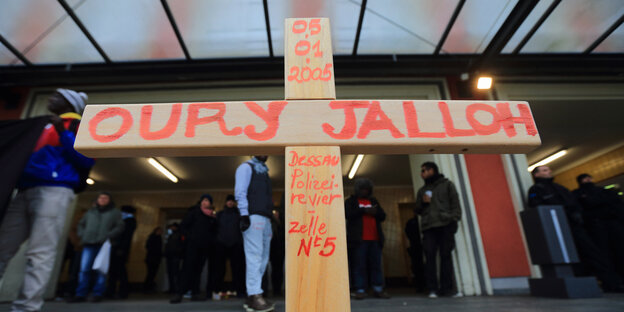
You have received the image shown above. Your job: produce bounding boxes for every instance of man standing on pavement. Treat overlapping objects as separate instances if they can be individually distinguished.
[415,162,461,298]
[106,205,137,299]
[72,192,125,302]
[0,89,94,312]
[529,166,623,292]
[235,156,275,312]
[345,178,390,300]
[215,194,246,298]
[164,223,183,295]
[573,173,624,280]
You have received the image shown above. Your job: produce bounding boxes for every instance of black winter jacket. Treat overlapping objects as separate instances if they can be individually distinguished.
[344,195,386,247]
[573,183,622,221]
[216,206,243,247]
[180,206,218,248]
[528,177,583,225]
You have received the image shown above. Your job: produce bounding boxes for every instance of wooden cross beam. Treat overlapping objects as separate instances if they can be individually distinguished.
[74,18,540,312]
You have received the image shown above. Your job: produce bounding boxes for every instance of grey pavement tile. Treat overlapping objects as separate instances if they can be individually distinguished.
[2,294,624,312]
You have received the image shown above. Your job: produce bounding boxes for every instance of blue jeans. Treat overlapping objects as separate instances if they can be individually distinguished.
[352,241,384,293]
[243,215,272,296]
[75,244,107,297]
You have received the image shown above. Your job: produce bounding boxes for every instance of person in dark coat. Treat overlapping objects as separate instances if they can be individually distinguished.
[170,194,219,303]
[405,212,426,293]
[345,178,390,300]
[164,223,184,294]
[528,166,623,292]
[415,162,461,298]
[269,197,285,297]
[106,205,137,299]
[573,173,624,280]
[214,194,246,298]
[144,227,163,292]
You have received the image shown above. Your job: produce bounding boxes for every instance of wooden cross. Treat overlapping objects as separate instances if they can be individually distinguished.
[75,18,540,312]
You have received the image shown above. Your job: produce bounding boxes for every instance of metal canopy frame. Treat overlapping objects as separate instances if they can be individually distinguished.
[57,0,111,64]
[434,0,466,55]
[475,0,539,72]
[512,0,561,54]
[1,0,623,85]
[584,14,624,54]
[161,0,191,60]
[0,34,32,66]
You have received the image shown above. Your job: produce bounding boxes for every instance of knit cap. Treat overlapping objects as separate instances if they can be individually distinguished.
[56,88,88,114]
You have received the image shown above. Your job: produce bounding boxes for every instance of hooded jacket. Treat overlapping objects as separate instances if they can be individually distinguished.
[17,113,94,191]
[77,195,124,245]
[180,204,218,248]
[415,174,461,232]
[344,179,386,247]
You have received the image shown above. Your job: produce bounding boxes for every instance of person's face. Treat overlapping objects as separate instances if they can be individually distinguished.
[47,93,72,115]
[358,188,371,198]
[581,176,593,184]
[155,228,163,236]
[225,200,235,208]
[96,194,110,207]
[534,166,552,179]
[200,198,212,210]
[254,155,268,162]
[421,167,434,180]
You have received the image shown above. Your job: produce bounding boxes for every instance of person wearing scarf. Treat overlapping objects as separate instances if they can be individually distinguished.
[415,162,461,298]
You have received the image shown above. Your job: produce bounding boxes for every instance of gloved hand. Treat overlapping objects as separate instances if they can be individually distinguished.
[240,215,250,232]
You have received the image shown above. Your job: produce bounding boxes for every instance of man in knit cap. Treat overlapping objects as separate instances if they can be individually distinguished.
[0,89,94,311]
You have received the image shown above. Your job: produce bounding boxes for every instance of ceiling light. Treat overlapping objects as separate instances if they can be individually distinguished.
[527,150,568,172]
[348,154,364,180]
[477,76,492,90]
[147,157,179,183]
[86,178,95,185]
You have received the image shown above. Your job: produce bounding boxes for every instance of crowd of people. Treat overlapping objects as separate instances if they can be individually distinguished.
[1,88,623,312]
[529,166,624,292]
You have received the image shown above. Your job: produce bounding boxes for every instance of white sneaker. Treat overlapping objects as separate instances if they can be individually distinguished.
[183,291,192,299]
[212,292,221,300]
[428,292,438,298]
[453,292,463,298]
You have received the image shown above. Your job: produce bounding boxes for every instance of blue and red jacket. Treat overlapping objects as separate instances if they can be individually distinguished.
[17,113,95,191]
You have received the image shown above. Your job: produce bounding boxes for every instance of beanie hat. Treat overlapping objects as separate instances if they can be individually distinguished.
[56,88,88,114]
[226,194,235,202]
[200,194,213,204]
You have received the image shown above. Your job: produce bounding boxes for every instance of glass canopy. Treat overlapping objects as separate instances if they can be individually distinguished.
[0,0,622,66]
[520,0,624,53]
[358,0,459,54]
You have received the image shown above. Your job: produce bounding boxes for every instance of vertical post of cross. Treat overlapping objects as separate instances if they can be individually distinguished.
[284,18,351,311]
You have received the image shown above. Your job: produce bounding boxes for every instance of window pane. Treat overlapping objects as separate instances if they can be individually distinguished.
[0,41,22,65]
[168,0,268,59]
[72,0,184,61]
[269,0,360,56]
[357,0,459,54]
[442,0,518,54]
[594,24,624,53]
[521,0,624,53]
[501,0,555,53]
[0,0,103,64]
